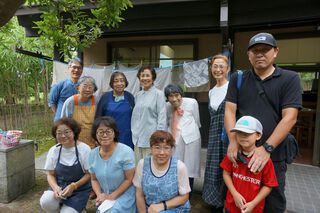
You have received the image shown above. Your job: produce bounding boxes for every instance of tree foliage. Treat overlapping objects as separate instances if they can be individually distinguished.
[0,17,52,105]
[26,0,133,57]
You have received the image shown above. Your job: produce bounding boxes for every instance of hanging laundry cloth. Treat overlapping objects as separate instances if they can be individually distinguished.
[52,61,172,97]
[183,58,209,88]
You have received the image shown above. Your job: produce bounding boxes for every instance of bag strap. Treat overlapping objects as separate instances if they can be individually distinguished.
[250,72,280,119]
[236,70,243,91]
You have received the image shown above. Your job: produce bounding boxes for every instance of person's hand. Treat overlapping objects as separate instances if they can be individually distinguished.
[53,186,62,199]
[227,141,239,166]
[232,191,246,209]
[248,146,270,173]
[148,203,164,213]
[96,193,106,206]
[241,201,255,213]
[51,106,56,113]
[60,184,75,198]
[95,193,116,206]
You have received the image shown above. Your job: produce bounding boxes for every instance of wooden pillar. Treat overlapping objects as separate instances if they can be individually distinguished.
[312,74,320,166]
[220,0,233,71]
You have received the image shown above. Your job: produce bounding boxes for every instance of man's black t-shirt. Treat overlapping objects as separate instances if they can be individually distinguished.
[226,67,302,161]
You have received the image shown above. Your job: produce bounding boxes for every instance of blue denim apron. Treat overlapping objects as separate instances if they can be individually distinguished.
[106,92,134,149]
[54,144,91,212]
[142,156,190,212]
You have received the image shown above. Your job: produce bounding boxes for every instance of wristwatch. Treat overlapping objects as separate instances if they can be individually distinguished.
[263,142,274,153]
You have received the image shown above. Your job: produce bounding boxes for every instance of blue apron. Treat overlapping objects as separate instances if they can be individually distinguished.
[54,144,91,212]
[106,92,134,150]
[142,156,190,212]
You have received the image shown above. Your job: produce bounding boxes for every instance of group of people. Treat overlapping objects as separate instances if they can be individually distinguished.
[41,32,302,213]
[44,60,201,212]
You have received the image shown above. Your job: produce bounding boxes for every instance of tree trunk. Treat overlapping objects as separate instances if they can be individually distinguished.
[0,0,25,27]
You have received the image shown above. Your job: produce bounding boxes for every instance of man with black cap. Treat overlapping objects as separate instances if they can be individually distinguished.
[224,32,302,213]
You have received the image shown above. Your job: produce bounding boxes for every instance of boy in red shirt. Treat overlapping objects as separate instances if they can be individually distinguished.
[220,116,278,213]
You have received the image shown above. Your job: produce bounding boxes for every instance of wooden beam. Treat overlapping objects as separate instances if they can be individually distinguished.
[133,0,204,5]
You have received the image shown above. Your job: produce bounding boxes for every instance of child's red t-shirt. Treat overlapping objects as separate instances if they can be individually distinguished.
[220,155,278,213]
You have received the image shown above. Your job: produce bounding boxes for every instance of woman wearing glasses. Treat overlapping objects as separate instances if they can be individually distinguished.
[202,54,230,212]
[133,130,190,213]
[61,76,99,148]
[88,116,136,212]
[40,118,91,213]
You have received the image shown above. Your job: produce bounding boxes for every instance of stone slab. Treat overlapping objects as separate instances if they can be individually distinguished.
[0,140,35,203]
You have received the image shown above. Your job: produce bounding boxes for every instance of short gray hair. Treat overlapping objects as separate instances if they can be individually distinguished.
[68,57,82,67]
[77,76,98,92]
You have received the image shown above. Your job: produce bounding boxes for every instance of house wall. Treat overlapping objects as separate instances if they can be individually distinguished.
[233,26,320,70]
[84,29,320,99]
[84,33,222,66]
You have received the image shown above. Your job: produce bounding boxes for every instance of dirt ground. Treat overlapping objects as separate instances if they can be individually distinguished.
[0,170,211,213]
[0,170,96,213]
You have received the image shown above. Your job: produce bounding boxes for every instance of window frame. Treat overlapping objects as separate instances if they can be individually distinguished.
[107,39,198,67]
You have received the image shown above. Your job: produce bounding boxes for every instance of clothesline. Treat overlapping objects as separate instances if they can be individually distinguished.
[112,56,213,72]
[53,57,210,95]
[82,56,214,72]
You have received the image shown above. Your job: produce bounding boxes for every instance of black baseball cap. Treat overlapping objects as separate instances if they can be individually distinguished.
[248,33,277,50]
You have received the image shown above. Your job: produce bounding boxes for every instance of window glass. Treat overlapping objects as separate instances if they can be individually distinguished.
[111,43,194,68]
[111,42,195,85]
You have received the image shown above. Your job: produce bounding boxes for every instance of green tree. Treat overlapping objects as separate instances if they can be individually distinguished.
[26,0,132,57]
[0,17,52,105]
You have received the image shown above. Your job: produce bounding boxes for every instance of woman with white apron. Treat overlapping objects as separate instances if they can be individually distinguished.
[40,118,91,213]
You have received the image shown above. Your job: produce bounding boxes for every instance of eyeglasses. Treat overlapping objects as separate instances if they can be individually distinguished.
[96,129,114,137]
[56,130,73,137]
[114,79,125,83]
[152,145,172,153]
[70,65,82,70]
[212,65,226,70]
[81,84,94,90]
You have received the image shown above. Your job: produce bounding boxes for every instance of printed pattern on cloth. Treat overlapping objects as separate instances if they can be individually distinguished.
[183,58,209,88]
[141,156,190,212]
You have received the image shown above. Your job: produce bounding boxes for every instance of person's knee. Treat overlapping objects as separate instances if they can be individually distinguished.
[39,190,60,212]
[60,205,81,213]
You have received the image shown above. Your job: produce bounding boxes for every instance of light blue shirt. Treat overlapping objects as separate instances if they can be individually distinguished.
[131,86,167,148]
[48,79,78,121]
[89,143,136,213]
